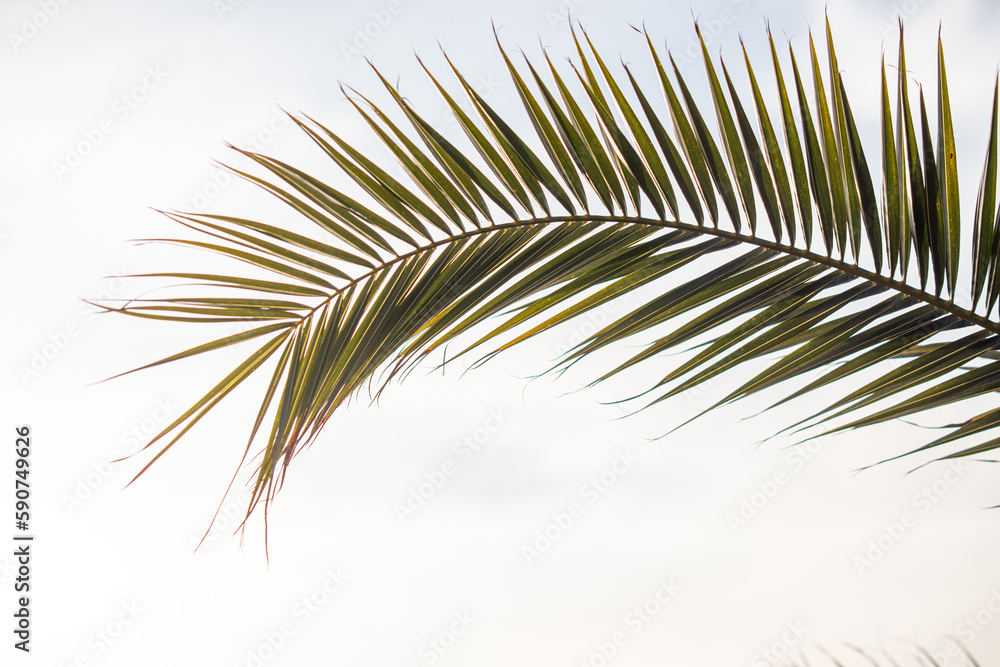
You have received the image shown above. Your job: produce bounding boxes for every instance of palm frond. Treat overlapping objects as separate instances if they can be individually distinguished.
[105,16,1000,529]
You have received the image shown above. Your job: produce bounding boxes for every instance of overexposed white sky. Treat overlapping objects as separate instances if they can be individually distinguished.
[5,0,1000,665]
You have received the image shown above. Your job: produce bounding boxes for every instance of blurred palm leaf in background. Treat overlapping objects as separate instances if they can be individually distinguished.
[778,637,980,666]
[104,17,1000,533]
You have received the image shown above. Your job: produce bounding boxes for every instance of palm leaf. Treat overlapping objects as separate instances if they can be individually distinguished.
[107,17,1000,527]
